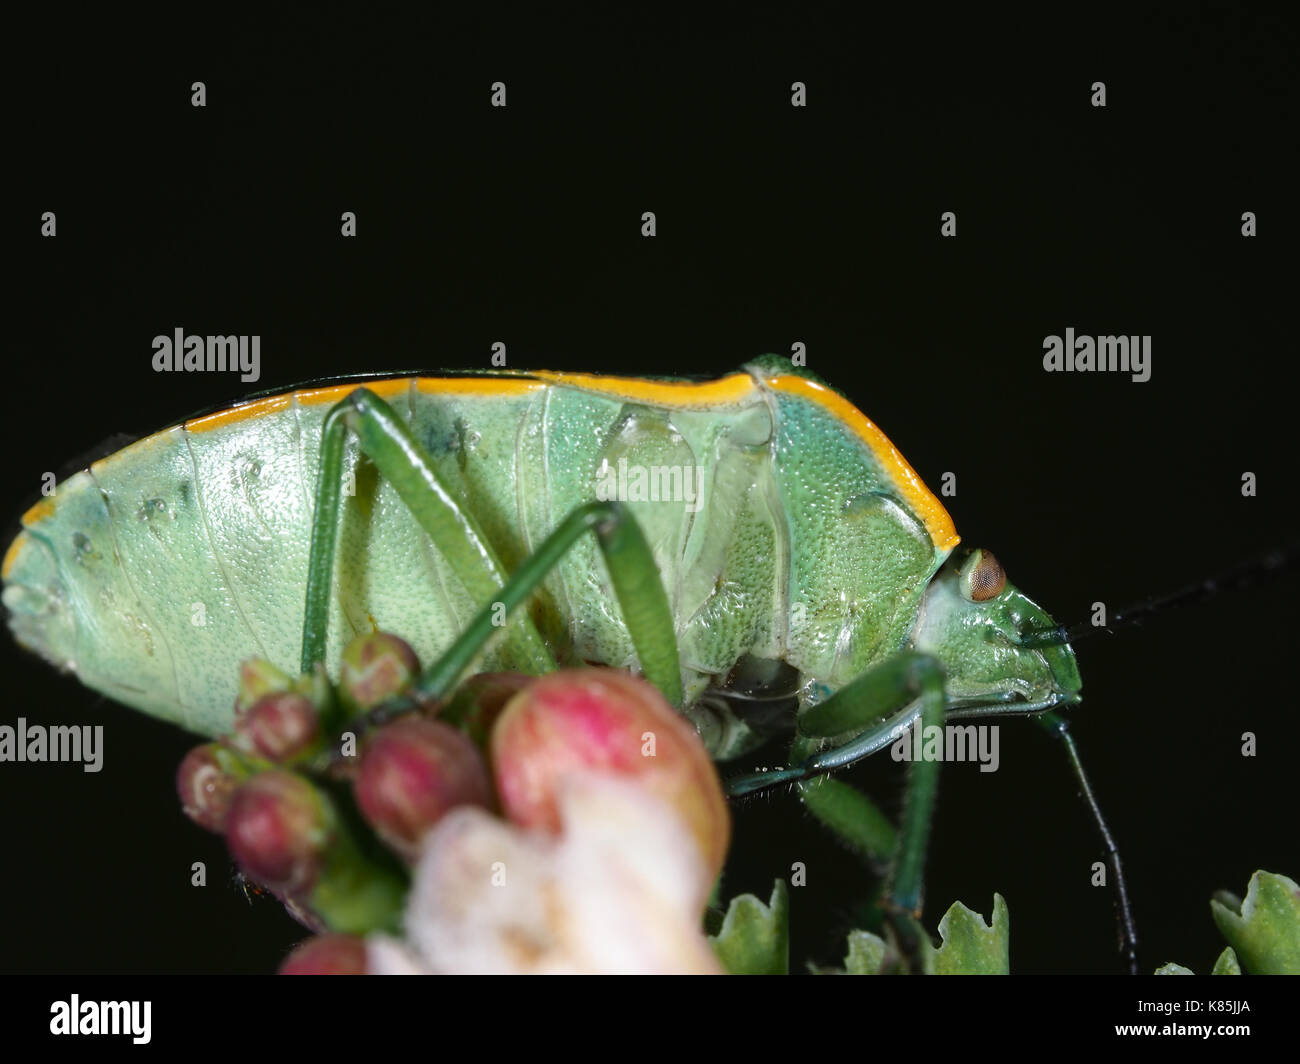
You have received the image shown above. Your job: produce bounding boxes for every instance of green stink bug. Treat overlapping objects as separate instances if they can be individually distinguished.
[5,357,1134,966]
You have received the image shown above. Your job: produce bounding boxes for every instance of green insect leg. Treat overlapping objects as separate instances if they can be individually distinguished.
[1037,709,1139,974]
[796,776,897,868]
[411,499,683,706]
[726,651,947,918]
[299,387,555,676]
[947,699,1139,973]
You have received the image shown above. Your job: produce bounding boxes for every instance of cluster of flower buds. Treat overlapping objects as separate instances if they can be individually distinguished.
[177,631,731,974]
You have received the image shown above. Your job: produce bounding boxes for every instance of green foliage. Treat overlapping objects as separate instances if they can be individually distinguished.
[843,930,891,974]
[807,929,896,975]
[808,895,1009,975]
[721,868,1295,974]
[709,880,789,975]
[1158,871,1298,974]
[923,894,1010,974]
[1209,871,1299,974]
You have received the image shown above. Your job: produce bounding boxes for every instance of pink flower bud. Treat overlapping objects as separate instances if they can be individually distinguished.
[339,632,421,712]
[176,743,247,832]
[355,718,492,861]
[226,771,334,894]
[232,692,320,762]
[235,657,293,714]
[491,670,730,882]
[279,933,368,975]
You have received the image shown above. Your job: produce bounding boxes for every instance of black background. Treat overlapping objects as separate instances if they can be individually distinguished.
[4,6,1297,977]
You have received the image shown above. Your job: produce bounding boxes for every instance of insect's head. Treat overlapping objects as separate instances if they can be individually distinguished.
[913,548,1082,713]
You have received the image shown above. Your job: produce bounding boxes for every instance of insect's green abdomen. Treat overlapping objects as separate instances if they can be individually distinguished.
[3,368,954,735]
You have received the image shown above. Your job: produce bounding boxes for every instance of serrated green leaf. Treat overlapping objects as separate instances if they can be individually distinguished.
[1211,947,1240,975]
[1155,962,1194,974]
[709,880,789,975]
[844,929,890,974]
[1210,870,1300,974]
[923,894,1009,974]
[807,929,896,975]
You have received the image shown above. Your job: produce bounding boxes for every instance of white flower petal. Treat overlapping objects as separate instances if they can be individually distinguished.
[370,772,721,974]
[552,774,719,973]
[365,934,429,976]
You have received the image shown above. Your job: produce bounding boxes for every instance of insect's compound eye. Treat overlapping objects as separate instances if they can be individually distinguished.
[959,549,1007,602]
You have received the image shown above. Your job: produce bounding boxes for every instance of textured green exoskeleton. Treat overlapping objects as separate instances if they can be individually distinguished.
[5,357,1125,963]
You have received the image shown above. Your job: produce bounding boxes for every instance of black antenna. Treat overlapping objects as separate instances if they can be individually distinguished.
[1018,544,1300,649]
